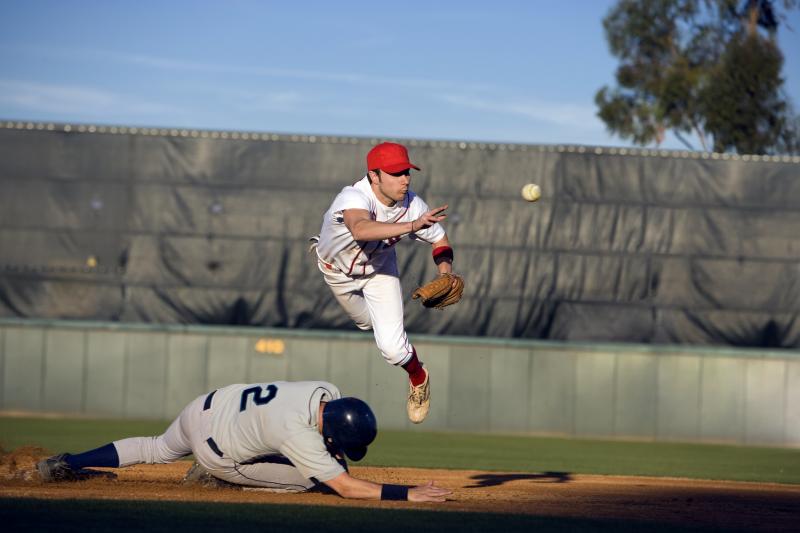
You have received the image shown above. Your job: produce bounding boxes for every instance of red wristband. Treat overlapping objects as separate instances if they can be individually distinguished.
[432,246,453,265]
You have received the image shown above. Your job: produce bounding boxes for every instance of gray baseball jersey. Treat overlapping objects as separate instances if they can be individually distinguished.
[209,380,345,482]
[316,176,445,277]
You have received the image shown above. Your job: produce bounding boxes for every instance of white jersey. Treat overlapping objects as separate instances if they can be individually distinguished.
[316,176,445,277]
[209,381,344,482]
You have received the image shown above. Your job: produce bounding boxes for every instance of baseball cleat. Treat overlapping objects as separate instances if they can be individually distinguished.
[37,453,117,482]
[181,461,239,489]
[407,368,431,424]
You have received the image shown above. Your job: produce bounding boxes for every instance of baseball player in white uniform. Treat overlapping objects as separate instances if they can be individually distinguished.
[37,380,450,502]
[311,142,456,424]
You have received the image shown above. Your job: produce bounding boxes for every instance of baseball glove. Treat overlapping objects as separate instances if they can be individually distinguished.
[412,273,465,309]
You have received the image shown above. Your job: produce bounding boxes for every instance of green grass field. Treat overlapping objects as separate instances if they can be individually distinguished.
[2,416,799,484]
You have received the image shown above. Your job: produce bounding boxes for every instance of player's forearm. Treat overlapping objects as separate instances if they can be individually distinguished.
[325,473,383,500]
[348,219,413,242]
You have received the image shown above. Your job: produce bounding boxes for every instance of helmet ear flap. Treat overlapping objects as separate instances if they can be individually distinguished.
[323,435,340,456]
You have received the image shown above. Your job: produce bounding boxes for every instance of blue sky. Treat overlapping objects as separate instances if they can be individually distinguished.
[1,1,798,150]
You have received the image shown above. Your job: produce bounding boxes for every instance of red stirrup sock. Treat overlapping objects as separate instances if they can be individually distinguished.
[402,349,427,387]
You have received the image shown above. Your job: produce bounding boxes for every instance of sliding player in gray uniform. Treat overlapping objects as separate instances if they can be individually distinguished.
[37,380,450,502]
[312,142,457,424]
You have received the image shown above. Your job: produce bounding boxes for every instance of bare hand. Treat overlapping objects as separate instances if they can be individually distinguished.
[411,205,448,233]
[407,480,452,502]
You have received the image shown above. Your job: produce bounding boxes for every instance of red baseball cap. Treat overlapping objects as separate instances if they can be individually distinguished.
[366,142,421,173]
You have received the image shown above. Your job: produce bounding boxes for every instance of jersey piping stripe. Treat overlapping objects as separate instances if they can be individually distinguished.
[389,206,409,223]
[308,386,335,424]
[345,249,363,276]
[233,463,313,491]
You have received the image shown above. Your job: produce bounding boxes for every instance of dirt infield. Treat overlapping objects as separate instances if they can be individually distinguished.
[2,447,798,531]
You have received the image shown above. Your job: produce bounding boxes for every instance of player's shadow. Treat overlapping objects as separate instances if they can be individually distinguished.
[464,471,572,488]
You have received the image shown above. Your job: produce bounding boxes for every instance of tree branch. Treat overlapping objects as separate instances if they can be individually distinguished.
[690,118,709,151]
[673,129,696,151]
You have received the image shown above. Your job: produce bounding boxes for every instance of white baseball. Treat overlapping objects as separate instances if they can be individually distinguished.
[521,183,541,202]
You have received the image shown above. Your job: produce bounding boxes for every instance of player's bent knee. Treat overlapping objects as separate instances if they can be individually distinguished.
[375,342,408,366]
[353,311,372,331]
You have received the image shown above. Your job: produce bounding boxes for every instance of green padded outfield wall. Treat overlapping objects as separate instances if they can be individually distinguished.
[1,122,800,347]
[1,319,798,446]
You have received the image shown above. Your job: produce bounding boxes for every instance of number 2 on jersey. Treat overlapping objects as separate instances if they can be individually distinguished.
[239,384,278,412]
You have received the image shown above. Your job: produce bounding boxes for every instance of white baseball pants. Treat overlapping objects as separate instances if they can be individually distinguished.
[321,263,414,366]
[112,393,316,492]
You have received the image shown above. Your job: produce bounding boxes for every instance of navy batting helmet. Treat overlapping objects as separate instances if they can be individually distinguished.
[322,397,377,461]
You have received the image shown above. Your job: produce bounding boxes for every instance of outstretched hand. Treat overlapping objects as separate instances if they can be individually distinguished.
[408,480,452,502]
[411,205,448,233]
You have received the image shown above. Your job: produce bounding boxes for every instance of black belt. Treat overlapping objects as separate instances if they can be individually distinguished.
[205,439,294,465]
[240,454,294,466]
